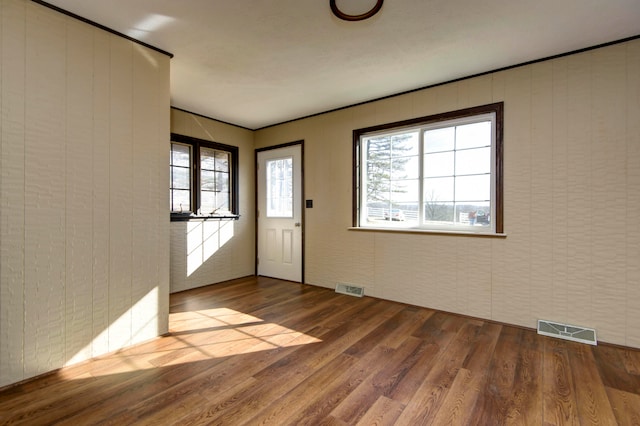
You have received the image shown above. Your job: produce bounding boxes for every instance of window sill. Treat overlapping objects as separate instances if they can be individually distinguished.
[171,213,240,222]
[348,226,507,238]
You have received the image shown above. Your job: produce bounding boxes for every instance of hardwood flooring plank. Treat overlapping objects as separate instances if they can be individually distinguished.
[355,395,404,426]
[605,386,640,425]
[428,367,477,425]
[568,343,617,424]
[472,325,528,425]
[620,348,640,375]
[541,338,580,425]
[507,327,544,424]
[593,344,640,394]
[315,415,349,426]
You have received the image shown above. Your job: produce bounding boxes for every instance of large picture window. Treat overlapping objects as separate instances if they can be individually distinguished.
[170,133,239,219]
[354,103,503,234]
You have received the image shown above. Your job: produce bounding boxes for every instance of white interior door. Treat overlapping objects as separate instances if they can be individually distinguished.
[257,145,302,282]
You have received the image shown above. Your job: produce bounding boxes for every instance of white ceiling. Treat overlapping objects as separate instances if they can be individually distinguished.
[43,0,640,129]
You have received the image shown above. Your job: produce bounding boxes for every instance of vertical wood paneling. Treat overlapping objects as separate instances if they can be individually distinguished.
[156,51,171,335]
[457,74,493,108]
[492,66,533,326]
[565,51,593,328]
[0,0,26,386]
[529,61,555,322]
[551,58,569,323]
[23,3,67,378]
[132,45,161,345]
[91,28,111,358]
[64,18,94,365]
[625,40,640,347]
[590,45,628,343]
[457,238,492,319]
[108,36,134,351]
[411,84,438,119]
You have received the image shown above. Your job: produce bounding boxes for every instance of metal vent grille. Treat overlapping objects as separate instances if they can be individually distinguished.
[335,283,364,297]
[537,320,597,345]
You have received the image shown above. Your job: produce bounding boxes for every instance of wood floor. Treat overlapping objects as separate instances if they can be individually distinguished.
[1,276,640,425]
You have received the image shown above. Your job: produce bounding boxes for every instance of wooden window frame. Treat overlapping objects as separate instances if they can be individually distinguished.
[170,133,239,221]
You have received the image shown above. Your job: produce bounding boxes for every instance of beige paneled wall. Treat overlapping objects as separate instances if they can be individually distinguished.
[169,109,255,293]
[0,0,170,387]
[255,38,640,348]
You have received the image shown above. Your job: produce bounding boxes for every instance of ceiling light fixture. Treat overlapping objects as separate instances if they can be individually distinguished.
[330,0,384,21]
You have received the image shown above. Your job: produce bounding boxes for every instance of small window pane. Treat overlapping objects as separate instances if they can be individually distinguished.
[424,176,454,202]
[172,189,190,212]
[200,191,216,214]
[366,137,391,159]
[200,147,216,170]
[172,167,190,190]
[201,170,216,191]
[388,178,419,203]
[171,143,190,167]
[455,121,491,149]
[455,147,491,176]
[424,202,454,223]
[424,151,454,177]
[215,194,230,211]
[267,157,293,217]
[215,172,229,192]
[215,151,229,172]
[424,127,454,153]
[461,203,491,226]
[455,174,490,201]
[391,156,420,180]
[391,132,420,157]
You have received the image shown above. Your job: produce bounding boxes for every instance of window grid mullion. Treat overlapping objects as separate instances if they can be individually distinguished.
[418,130,424,226]
[194,142,200,214]
[453,125,458,224]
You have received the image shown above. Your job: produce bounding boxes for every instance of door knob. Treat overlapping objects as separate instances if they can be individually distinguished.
[294,222,301,227]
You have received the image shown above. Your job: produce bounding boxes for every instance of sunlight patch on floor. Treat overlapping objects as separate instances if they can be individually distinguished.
[60,307,321,379]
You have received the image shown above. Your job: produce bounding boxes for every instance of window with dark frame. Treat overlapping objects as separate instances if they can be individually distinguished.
[353,103,503,234]
[170,133,239,219]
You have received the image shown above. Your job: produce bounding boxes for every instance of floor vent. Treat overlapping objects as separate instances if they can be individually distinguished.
[537,320,597,345]
[335,283,364,297]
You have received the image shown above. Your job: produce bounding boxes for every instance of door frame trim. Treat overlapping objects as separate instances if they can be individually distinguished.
[255,140,305,282]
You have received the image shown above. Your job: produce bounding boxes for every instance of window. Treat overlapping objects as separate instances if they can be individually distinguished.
[266,157,294,218]
[170,133,239,219]
[354,103,503,234]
